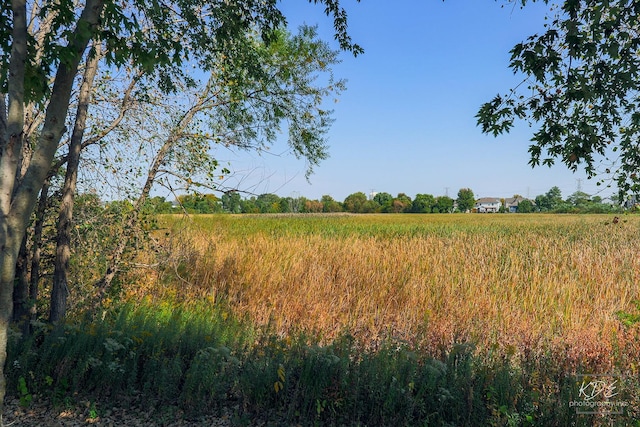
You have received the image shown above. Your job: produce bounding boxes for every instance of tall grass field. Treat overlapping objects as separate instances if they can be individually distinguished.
[8,213,640,425]
[152,214,640,362]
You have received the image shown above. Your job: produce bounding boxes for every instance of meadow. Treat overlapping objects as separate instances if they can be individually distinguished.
[152,213,640,367]
[8,213,640,425]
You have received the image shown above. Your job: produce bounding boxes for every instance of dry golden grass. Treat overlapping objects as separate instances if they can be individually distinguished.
[130,213,640,371]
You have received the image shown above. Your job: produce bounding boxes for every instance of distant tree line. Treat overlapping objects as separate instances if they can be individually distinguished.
[531,186,626,214]
[145,186,631,215]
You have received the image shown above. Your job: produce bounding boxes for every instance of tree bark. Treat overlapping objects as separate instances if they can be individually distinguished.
[0,0,28,420]
[12,234,30,331]
[50,43,102,323]
[29,180,50,325]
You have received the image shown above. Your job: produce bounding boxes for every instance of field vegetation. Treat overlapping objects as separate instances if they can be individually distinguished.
[153,214,640,363]
[7,213,640,425]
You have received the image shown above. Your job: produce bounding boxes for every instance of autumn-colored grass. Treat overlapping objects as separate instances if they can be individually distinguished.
[134,213,640,372]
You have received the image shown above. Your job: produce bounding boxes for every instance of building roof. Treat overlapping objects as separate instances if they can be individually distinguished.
[476,197,501,204]
[504,197,522,206]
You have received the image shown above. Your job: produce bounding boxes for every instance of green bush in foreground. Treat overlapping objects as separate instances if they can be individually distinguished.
[6,301,637,426]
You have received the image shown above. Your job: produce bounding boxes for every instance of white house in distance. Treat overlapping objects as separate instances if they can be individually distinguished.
[475,197,501,213]
[475,196,534,213]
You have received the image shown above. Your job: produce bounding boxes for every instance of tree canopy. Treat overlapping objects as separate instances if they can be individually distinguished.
[456,188,475,212]
[477,0,640,200]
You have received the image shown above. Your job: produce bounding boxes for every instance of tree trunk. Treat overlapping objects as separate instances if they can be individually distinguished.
[0,221,23,424]
[12,234,30,331]
[0,209,23,427]
[29,180,50,325]
[0,0,28,421]
[50,43,102,324]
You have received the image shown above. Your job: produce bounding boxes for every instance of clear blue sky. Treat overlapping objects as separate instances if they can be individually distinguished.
[219,1,610,202]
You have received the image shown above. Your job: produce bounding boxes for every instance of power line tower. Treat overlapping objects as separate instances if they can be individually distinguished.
[576,178,583,193]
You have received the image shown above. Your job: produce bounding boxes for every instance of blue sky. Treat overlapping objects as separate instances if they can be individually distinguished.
[219,1,610,202]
